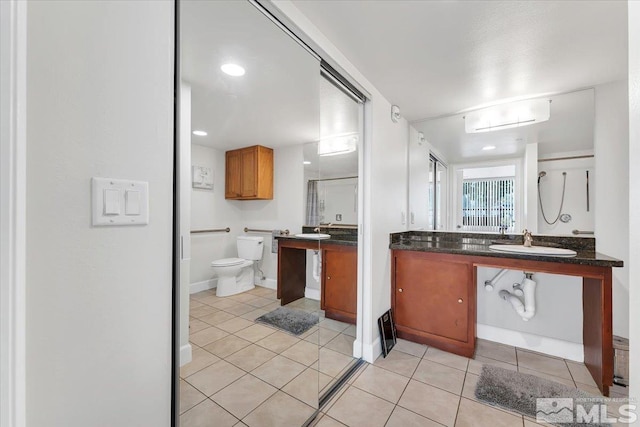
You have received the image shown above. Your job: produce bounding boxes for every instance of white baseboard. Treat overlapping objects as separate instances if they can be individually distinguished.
[190,278,216,294]
[180,343,193,367]
[352,338,363,359]
[305,287,320,301]
[477,323,584,362]
[262,278,277,290]
[362,336,381,364]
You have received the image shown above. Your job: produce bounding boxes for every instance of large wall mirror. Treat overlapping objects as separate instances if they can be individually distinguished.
[305,75,363,402]
[178,1,363,425]
[409,88,595,236]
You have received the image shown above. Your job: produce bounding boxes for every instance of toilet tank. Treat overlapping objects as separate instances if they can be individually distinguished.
[237,236,264,260]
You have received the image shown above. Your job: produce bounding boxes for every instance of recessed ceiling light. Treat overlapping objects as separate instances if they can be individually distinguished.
[221,63,245,77]
[303,161,311,165]
[482,145,496,151]
[192,130,207,136]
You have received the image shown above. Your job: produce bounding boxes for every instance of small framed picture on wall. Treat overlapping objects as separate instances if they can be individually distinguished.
[192,165,213,190]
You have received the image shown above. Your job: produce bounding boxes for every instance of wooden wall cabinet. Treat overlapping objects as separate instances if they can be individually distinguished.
[391,250,476,357]
[225,145,273,200]
[321,246,357,324]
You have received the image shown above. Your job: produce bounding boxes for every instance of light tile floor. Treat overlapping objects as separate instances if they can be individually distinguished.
[181,287,630,427]
[313,338,630,427]
[180,287,358,427]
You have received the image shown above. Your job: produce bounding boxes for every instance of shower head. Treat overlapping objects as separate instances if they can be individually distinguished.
[538,171,546,184]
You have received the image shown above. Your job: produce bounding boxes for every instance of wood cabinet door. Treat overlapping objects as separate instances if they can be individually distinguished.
[322,248,357,322]
[240,147,257,197]
[225,150,242,198]
[255,146,273,199]
[394,254,470,342]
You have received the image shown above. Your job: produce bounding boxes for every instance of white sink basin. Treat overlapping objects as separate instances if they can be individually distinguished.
[294,233,331,240]
[489,244,577,257]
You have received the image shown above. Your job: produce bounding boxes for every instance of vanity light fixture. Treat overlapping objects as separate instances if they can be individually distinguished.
[303,161,311,165]
[482,145,496,151]
[192,130,207,136]
[220,63,245,77]
[465,98,550,133]
[318,133,358,156]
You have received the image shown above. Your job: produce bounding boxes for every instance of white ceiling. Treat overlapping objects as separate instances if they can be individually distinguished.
[414,88,595,163]
[291,0,627,122]
[181,0,319,150]
[181,0,360,177]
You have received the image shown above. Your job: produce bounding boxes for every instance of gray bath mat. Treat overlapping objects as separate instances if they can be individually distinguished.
[475,365,610,427]
[255,307,318,336]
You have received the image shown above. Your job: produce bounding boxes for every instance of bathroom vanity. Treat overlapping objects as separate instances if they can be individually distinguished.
[389,231,623,396]
[276,230,358,324]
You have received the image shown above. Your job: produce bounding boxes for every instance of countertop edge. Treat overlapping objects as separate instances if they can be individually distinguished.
[388,243,624,268]
[276,235,357,246]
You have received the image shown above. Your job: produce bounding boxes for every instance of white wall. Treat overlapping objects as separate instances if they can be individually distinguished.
[190,144,238,287]
[25,2,173,426]
[594,80,630,339]
[1,0,27,424]
[318,177,358,225]
[537,155,595,236]
[524,143,539,233]
[408,125,431,230]
[476,269,584,360]
[627,0,639,408]
[367,102,409,359]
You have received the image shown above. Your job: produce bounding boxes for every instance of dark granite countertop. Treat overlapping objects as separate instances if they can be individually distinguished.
[389,231,623,268]
[275,226,358,247]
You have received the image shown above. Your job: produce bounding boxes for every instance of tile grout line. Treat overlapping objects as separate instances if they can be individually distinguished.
[178,396,241,425]
[452,368,468,427]
[346,367,449,427]
[563,358,579,388]
[209,372,279,419]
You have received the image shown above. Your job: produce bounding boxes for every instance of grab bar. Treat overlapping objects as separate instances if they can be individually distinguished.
[572,229,594,235]
[191,227,230,234]
[244,227,289,235]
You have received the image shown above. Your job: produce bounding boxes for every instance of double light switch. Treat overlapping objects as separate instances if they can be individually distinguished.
[92,177,149,226]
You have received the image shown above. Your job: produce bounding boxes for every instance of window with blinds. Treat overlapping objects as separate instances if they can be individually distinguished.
[461,177,515,232]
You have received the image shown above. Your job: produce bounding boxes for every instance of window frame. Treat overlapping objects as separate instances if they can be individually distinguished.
[450,157,523,233]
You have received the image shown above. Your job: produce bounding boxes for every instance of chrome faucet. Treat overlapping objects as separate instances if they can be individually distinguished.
[523,229,533,247]
[314,223,333,233]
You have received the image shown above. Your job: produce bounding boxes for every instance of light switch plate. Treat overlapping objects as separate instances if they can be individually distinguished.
[92,177,149,226]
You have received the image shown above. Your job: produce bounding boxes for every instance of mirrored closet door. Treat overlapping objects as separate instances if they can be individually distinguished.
[311,73,364,404]
[178,1,321,425]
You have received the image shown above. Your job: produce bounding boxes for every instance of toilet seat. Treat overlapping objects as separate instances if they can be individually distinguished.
[211,257,245,267]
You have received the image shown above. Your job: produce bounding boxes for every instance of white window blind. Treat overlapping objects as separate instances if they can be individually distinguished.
[461,177,515,232]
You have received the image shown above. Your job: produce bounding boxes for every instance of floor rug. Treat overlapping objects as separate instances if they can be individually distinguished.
[255,306,318,336]
[475,365,611,427]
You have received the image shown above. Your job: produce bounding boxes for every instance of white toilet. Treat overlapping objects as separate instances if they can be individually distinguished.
[211,236,264,297]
